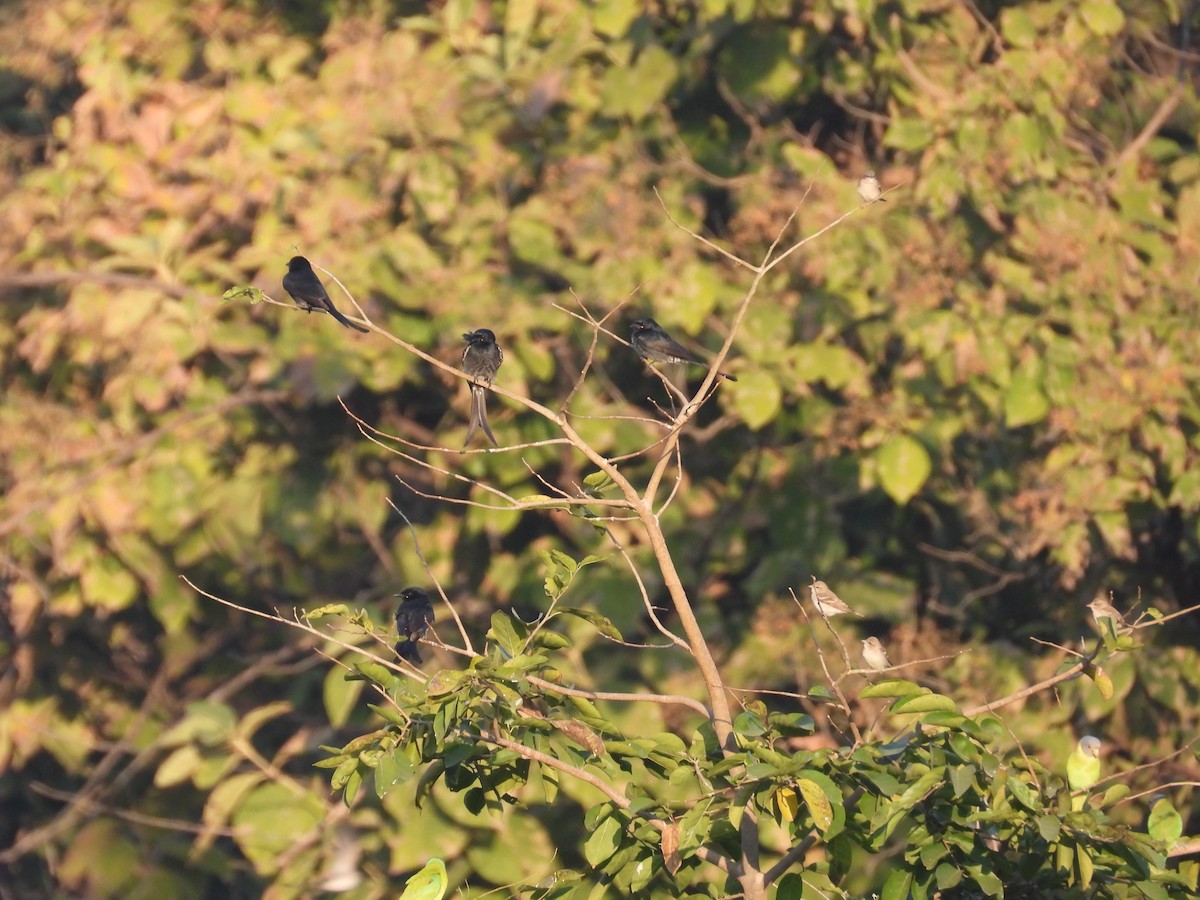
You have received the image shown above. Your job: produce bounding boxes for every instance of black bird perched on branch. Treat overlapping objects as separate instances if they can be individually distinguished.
[629,317,737,381]
[462,328,503,447]
[281,256,368,333]
[394,587,435,664]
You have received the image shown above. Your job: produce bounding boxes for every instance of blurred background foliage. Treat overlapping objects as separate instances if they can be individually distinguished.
[1,0,1199,895]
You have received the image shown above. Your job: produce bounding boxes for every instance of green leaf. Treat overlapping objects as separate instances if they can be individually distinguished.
[950,765,976,798]
[884,117,936,152]
[600,44,678,120]
[154,745,201,788]
[1001,8,1038,47]
[1079,0,1125,36]
[677,798,713,855]
[881,869,915,900]
[323,667,365,729]
[80,555,139,612]
[532,630,572,650]
[488,610,525,657]
[733,711,766,737]
[876,435,932,504]
[889,692,959,715]
[584,814,623,868]
[965,862,1005,896]
[331,757,359,790]
[1006,775,1039,812]
[162,701,238,747]
[353,660,400,691]
[717,25,802,104]
[234,702,293,742]
[303,603,352,621]
[891,766,948,814]
[1037,813,1062,842]
[222,285,266,304]
[374,751,416,799]
[768,712,815,735]
[232,782,324,873]
[425,669,469,696]
[775,873,805,900]
[1004,369,1050,427]
[936,861,962,890]
[592,0,639,37]
[555,607,623,641]
[745,761,779,779]
[582,470,617,494]
[621,850,656,892]
[860,679,925,699]
[1101,782,1130,806]
[726,370,782,430]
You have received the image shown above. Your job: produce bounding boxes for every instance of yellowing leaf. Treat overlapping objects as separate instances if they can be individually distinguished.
[1078,0,1124,36]
[796,778,834,833]
[1090,666,1114,700]
[777,786,799,823]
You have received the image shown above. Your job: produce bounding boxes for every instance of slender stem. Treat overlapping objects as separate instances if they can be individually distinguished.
[525,676,711,718]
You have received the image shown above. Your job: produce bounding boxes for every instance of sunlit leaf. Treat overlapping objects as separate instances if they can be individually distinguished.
[876,435,932,504]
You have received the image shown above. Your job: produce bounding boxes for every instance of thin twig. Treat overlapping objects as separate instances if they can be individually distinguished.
[310,261,373,330]
[525,675,710,718]
[29,783,248,837]
[653,187,759,272]
[181,576,414,691]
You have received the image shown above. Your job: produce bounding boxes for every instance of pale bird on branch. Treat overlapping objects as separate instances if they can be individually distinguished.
[810,577,859,618]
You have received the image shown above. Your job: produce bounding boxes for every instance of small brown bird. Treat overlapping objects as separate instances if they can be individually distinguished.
[810,577,859,618]
[1087,594,1130,636]
[860,636,892,671]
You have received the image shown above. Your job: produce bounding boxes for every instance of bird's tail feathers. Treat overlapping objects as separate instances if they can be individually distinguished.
[329,306,369,333]
[395,639,423,664]
[466,384,497,447]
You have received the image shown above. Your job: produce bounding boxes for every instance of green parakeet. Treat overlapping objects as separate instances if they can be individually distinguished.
[399,857,448,900]
[1148,795,1183,847]
[1067,735,1102,811]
